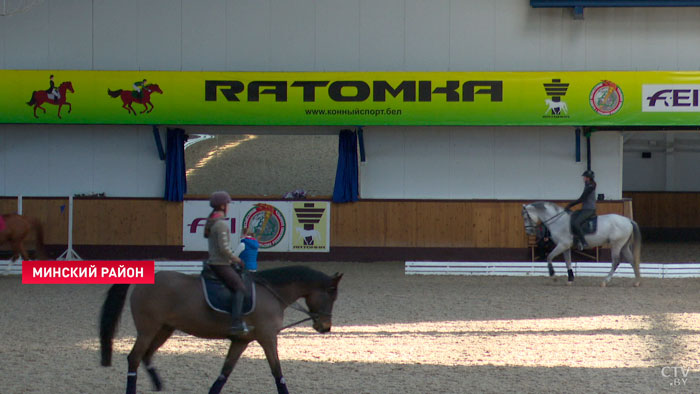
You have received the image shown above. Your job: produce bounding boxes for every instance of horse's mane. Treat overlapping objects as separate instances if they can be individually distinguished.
[530,201,564,213]
[255,265,332,287]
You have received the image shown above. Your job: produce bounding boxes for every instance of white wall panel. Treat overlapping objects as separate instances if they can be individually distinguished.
[48,0,92,69]
[133,128,166,196]
[403,128,451,198]
[404,0,450,71]
[182,0,227,71]
[539,128,583,200]
[269,0,315,71]
[316,0,360,71]
[0,125,164,197]
[137,0,182,70]
[2,3,49,69]
[360,128,405,198]
[3,127,50,196]
[92,0,138,70]
[623,152,666,191]
[629,8,677,70]
[584,8,632,70]
[4,0,700,71]
[590,132,622,199]
[676,8,700,69]
[449,128,494,198]
[537,8,564,70]
[493,0,540,71]
[449,1,495,71]
[493,128,542,199]
[358,0,404,70]
[47,128,94,195]
[227,0,271,71]
[360,127,622,200]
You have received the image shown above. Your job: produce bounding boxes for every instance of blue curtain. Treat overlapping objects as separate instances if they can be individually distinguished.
[164,128,187,201]
[332,129,359,203]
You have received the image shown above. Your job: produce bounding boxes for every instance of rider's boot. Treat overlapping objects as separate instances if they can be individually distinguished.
[228,291,249,337]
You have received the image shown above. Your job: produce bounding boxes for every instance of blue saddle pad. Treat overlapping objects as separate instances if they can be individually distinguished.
[201,273,255,315]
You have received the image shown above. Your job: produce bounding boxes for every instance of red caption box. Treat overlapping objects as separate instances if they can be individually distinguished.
[22,260,155,284]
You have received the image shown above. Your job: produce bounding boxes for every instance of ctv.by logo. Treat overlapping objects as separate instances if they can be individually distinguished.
[643,84,700,112]
[187,217,236,234]
[661,366,691,387]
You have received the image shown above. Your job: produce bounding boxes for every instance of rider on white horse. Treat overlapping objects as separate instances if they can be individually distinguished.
[566,170,596,250]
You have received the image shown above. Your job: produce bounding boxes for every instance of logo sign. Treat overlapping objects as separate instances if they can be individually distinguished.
[589,80,624,116]
[291,202,331,252]
[22,260,155,284]
[241,203,287,249]
[183,200,238,252]
[643,85,700,112]
[542,78,570,118]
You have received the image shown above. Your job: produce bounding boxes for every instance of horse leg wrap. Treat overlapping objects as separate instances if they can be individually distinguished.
[548,263,555,277]
[146,366,163,391]
[208,374,227,394]
[567,269,574,282]
[275,376,289,394]
[126,372,137,394]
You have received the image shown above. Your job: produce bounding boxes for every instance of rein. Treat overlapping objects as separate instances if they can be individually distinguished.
[252,275,330,332]
[524,206,568,231]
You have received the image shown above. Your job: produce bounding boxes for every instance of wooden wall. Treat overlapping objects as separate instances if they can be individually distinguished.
[623,192,700,228]
[1,197,628,249]
[0,197,182,246]
[331,200,628,249]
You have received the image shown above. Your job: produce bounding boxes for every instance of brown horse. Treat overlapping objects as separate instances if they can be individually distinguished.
[107,84,163,115]
[99,265,343,394]
[0,214,47,263]
[26,81,74,119]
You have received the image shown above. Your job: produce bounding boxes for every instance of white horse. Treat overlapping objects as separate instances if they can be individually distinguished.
[544,99,568,115]
[522,201,642,287]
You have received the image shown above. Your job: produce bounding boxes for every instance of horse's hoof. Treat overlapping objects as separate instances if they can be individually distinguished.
[633,281,641,287]
[600,281,607,288]
[566,281,573,286]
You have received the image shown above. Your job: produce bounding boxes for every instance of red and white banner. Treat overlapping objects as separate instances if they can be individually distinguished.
[22,260,155,284]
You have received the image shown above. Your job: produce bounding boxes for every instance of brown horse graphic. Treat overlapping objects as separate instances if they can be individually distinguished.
[26,81,74,119]
[107,84,163,115]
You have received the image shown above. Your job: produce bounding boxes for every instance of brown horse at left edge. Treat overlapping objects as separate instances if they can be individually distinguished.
[0,214,47,261]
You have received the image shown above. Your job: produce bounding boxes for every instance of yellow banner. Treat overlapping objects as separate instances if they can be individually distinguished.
[3,70,700,125]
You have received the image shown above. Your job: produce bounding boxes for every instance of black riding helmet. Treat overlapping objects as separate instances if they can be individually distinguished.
[581,170,595,179]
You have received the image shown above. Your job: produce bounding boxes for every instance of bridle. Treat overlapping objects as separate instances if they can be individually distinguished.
[253,275,332,332]
[523,205,568,231]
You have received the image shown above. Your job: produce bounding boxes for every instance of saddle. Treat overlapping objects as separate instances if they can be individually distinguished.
[201,272,256,315]
[573,215,598,235]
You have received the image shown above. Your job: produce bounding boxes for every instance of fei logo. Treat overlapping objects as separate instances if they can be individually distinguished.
[187,217,236,234]
[643,85,700,112]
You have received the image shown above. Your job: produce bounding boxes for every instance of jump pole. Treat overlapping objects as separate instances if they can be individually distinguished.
[17,195,22,214]
[57,195,81,261]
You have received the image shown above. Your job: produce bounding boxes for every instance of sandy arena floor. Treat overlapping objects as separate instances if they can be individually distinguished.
[3,260,700,393]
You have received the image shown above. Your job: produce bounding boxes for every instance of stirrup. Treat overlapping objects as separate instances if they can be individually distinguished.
[228,321,249,337]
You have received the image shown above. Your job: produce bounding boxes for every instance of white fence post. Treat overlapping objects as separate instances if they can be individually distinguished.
[57,196,81,261]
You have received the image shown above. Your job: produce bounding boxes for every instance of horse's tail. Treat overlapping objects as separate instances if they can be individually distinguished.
[107,89,122,98]
[26,216,47,259]
[27,91,36,106]
[99,284,131,367]
[631,220,642,274]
